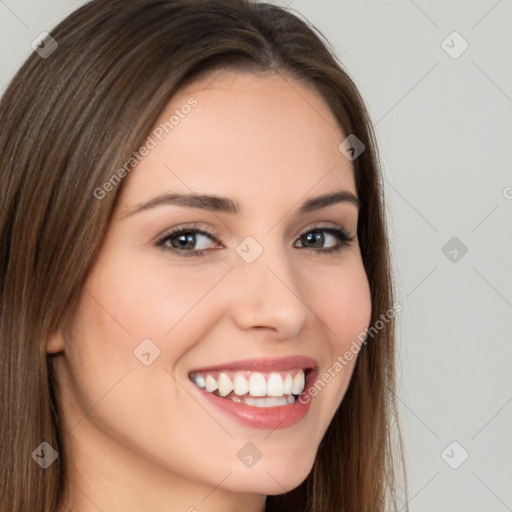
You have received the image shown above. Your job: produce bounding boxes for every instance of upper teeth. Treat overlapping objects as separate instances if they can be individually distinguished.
[190,369,306,398]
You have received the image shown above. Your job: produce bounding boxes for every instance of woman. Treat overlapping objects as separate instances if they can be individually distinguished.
[0,0,407,510]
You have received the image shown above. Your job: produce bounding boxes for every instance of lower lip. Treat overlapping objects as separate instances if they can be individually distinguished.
[192,370,318,430]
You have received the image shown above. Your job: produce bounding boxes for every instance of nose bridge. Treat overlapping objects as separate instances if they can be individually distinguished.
[229,234,309,335]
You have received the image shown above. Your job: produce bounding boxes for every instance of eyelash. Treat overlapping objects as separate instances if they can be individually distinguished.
[154,223,355,258]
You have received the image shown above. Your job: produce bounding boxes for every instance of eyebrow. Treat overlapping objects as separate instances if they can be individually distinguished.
[122,189,360,218]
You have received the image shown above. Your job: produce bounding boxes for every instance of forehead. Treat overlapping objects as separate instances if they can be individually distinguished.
[118,70,356,211]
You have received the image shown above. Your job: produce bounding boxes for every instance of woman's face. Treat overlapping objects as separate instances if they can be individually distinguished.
[49,70,372,511]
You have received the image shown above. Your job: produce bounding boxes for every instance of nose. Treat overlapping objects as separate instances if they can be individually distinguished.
[228,241,310,340]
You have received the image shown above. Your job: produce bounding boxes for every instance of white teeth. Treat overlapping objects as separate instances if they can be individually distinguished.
[217,372,233,397]
[292,371,305,395]
[190,368,307,398]
[248,372,267,397]
[204,375,218,393]
[283,374,293,395]
[194,374,205,389]
[233,373,249,396]
[228,394,296,407]
[244,396,290,407]
[267,372,284,397]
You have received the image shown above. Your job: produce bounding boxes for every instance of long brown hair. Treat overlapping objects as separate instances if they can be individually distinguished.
[0,1,407,510]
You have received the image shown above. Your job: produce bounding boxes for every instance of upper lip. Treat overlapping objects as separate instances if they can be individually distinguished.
[189,356,319,374]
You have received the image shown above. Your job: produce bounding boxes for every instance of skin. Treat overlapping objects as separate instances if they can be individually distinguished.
[48,70,372,512]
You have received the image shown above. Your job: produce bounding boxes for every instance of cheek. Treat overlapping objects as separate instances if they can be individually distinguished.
[302,257,372,409]
[65,254,230,419]
[94,252,229,341]
[308,258,372,350]
[60,262,226,478]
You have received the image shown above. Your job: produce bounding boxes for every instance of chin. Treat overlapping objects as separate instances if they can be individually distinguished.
[222,456,315,495]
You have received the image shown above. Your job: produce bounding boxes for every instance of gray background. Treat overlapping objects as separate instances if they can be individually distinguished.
[1,1,511,510]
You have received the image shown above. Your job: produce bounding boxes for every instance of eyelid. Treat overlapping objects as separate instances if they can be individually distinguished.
[154,222,219,242]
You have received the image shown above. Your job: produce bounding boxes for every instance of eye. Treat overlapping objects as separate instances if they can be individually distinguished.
[294,226,354,254]
[155,224,355,257]
[155,225,220,257]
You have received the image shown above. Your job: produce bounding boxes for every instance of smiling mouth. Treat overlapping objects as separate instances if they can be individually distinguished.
[189,368,312,408]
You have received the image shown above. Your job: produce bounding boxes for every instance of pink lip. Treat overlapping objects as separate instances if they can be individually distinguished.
[189,355,319,373]
[189,365,320,430]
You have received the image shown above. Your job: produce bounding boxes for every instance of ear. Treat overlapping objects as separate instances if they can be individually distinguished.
[46,329,66,354]
[47,307,76,354]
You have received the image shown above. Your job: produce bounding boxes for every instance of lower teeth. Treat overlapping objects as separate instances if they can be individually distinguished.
[227,395,296,407]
